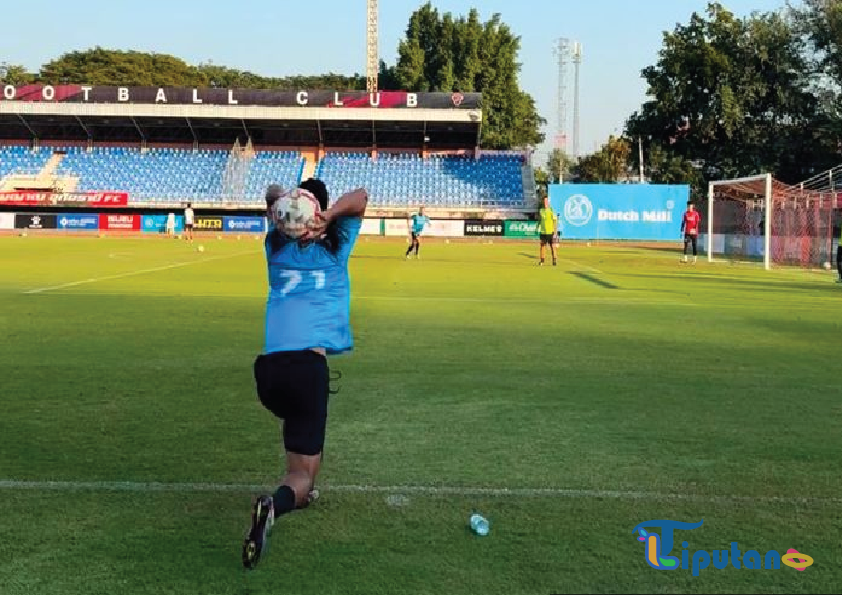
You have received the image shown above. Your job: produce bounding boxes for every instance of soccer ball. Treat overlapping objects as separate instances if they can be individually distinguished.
[271,188,321,239]
[198,245,205,253]
[823,261,832,271]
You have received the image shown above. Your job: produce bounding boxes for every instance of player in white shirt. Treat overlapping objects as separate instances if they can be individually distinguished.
[184,203,194,242]
[166,212,175,237]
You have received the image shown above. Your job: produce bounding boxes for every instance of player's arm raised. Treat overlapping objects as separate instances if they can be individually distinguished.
[326,188,369,221]
[301,188,368,242]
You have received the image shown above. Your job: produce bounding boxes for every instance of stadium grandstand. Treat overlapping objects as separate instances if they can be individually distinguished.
[0,86,537,219]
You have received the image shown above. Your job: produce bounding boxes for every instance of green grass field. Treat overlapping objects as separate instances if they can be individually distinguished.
[0,234,840,594]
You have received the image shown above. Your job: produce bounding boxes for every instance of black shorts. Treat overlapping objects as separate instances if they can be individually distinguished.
[185,223,194,230]
[540,234,555,245]
[254,350,330,456]
[411,232,419,242]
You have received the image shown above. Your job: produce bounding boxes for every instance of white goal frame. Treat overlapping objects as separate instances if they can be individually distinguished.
[707,173,773,270]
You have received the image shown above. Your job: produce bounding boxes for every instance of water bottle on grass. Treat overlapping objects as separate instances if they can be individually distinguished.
[469,513,490,536]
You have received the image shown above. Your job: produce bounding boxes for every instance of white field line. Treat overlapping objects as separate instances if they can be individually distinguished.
[0,480,837,505]
[24,250,260,294]
[559,258,604,275]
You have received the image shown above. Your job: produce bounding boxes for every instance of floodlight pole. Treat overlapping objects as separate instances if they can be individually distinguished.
[366,0,379,93]
[707,181,714,263]
[764,173,773,270]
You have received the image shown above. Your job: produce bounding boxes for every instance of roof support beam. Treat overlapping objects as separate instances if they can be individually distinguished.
[17,114,37,142]
[185,117,198,149]
[130,116,146,146]
[74,115,91,140]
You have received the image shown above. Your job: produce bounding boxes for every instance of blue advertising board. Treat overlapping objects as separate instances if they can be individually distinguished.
[549,184,690,241]
[141,214,184,233]
[57,213,99,230]
[223,216,265,233]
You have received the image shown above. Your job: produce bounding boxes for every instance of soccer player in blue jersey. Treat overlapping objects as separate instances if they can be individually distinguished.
[405,206,430,260]
[243,178,368,570]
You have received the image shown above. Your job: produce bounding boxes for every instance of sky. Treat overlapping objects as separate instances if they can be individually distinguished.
[0,0,790,158]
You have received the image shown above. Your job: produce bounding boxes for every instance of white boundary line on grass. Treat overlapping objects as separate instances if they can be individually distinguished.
[559,258,604,275]
[24,250,261,294]
[0,480,838,505]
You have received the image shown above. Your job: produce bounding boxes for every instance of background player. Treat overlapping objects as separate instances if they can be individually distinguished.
[538,196,559,266]
[405,206,430,260]
[681,201,701,264]
[184,203,194,242]
[243,179,367,570]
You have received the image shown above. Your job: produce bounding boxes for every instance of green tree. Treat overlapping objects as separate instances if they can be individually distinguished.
[635,142,703,187]
[37,48,365,90]
[533,166,549,196]
[40,48,208,86]
[546,148,575,183]
[0,63,34,84]
[577,136,632,183]
[391,3,544,149]
[626,3,821,184]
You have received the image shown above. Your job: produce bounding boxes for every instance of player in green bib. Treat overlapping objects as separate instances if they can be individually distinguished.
[538,197,559,266]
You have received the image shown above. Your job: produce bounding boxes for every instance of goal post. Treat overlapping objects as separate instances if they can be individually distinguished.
[707,173,840,270]
[707,173,772,269]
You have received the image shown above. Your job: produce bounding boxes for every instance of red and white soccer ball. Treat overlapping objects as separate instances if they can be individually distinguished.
[271,188,321,239]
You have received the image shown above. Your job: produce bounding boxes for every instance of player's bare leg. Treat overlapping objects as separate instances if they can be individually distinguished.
[550,239,558,266]
[539,242,546,266]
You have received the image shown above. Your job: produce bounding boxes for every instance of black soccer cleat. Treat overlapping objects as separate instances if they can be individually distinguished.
[242,495,274,570]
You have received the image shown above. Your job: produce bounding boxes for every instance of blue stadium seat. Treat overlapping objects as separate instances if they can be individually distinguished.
[56,147,229,202]
[243,151,305,200]
[316,152,525,208]
[0,146,52,178]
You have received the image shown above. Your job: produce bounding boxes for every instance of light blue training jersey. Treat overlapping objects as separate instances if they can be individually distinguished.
[263,217,362,355]
[411,214,430,235]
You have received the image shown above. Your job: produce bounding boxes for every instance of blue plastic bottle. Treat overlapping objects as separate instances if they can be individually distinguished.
[469,513,490,536]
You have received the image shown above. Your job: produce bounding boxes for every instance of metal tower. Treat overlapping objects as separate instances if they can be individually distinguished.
[553,39,571,152]
[366,0,379,93]
[572,42,582,158]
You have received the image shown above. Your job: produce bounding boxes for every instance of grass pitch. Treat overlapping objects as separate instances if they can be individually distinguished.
[0,235,840,593]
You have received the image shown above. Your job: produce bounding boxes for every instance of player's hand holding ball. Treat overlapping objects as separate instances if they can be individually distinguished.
[300,210,331,243]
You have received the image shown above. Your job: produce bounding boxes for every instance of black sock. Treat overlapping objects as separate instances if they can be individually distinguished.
[415,245,420,256]
[272,485,296,517]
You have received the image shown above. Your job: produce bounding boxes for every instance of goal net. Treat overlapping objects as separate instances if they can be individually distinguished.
[705,173,841,270]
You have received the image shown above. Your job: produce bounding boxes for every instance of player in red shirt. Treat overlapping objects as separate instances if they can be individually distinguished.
[681,202,701,264]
